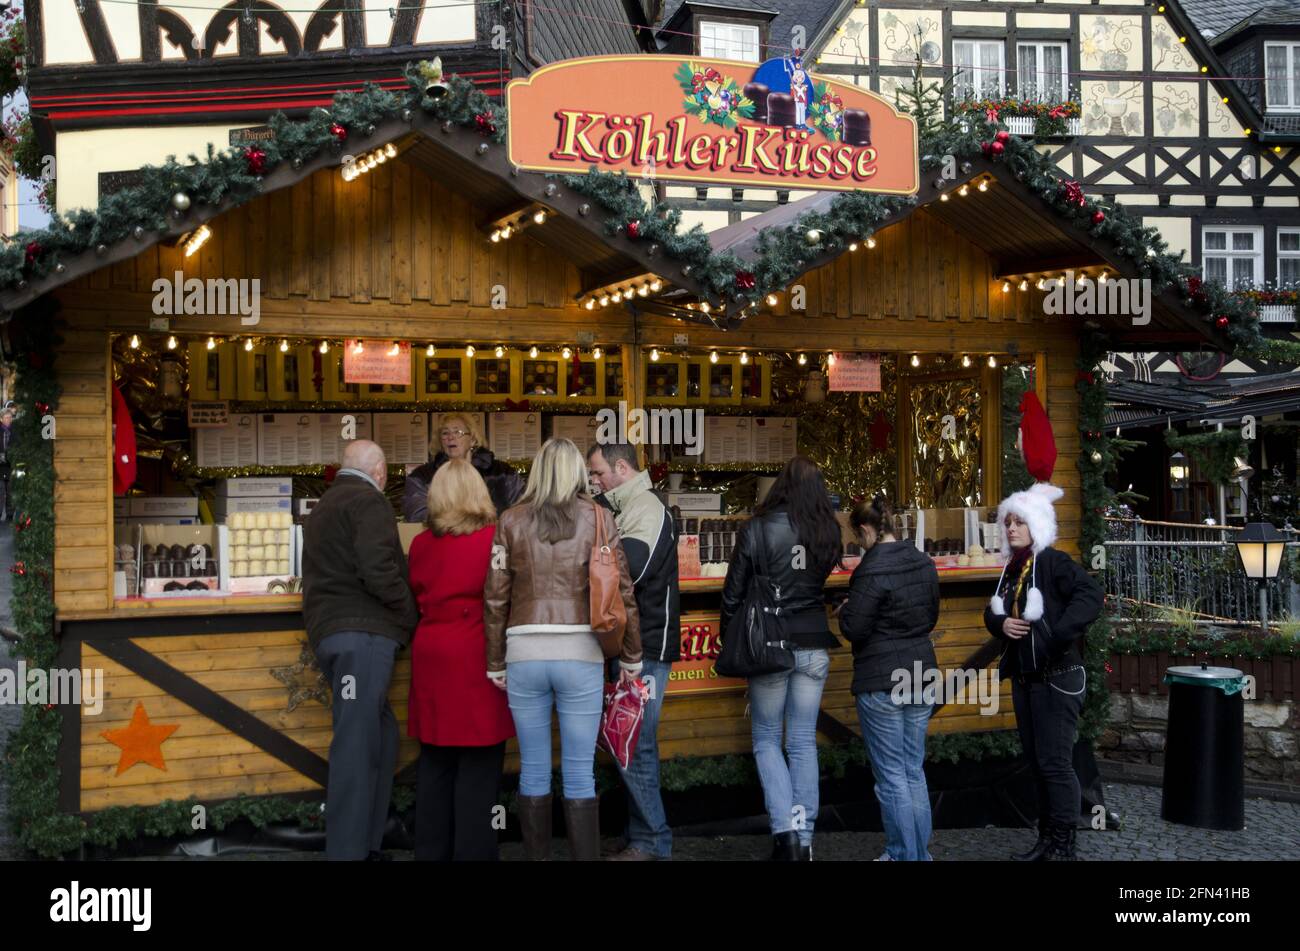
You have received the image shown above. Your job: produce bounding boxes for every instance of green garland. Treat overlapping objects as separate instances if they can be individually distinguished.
[1164,428,1246,486]
[1108,623,1300,658]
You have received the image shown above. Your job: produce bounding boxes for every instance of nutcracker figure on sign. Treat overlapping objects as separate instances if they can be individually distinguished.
[786,51,810,129]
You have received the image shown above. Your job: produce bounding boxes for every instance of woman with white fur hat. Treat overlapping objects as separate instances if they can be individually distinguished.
[983,393,1103,862]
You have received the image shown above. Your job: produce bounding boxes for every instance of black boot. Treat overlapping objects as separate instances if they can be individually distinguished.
[1044,824,1079,861]
[770,831,800,861]
[517,794,553,861]
[1011,823,1052,862]
[798,844,812,862]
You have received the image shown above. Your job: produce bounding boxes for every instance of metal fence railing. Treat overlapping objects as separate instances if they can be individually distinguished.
[1102,518,1300,625]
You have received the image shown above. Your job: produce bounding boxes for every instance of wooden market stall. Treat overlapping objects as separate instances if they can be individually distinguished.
[2,68,1230,822]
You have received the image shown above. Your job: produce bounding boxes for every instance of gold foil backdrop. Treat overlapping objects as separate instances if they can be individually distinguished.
[906,376,982,508]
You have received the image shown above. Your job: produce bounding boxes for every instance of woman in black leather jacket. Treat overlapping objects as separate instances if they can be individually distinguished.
[720,456,841,861]
[403,414,523,521]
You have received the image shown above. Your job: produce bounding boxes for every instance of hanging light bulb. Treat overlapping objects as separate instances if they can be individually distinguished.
[866,237,877,249]
[1099,271,1108,284]
[739,351,750,365]
[500,225,512,240]
[958,184,970,197]
[649,280,662,292]
[623,288,635,300]
[388,343,401,356]
[797,353,807,366]
[765,293,778,306]
[709,350,719,364]
[638,284,649,297]
[465,344,476,357]
[849,242,859,252]
[353,340,364,354]
[244,338,254,352]
[532,210,547,225]
[827,352,837,367]
[599,295,610,307]
[490,230,502,243]
[529,345,539,358]
[495,345,505,358]
[320,340,331,354]
[206,336,217,351]
[940,192,950,202]
[592,346,603,360]
[129,335,140,349]
[1001,281,1011,293]
[1057,274,1066,287]
[166,335,178,350]
[562,346,572,359]
[280,339,289,353]
[650,348,660,362]
[385,143,397,158]
[910,354,920,367]
[1036,278,1047,290]
[1019,279,1028,291]
[425,343,435,357]
[977,179,989,192]
[1076,273,1087,287]
[961,354,972,368]
[700,301,711,314]
[987,355,998,368]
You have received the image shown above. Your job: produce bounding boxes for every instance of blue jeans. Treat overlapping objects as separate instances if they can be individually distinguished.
[857,691,933,861]
[749,649,830,845]
[616,658,672,858]
[508,660,604,799]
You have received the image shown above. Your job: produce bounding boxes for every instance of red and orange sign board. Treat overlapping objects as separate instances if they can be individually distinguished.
[665,612,747,696]
[507,55,918,195]
[343,340,411,386]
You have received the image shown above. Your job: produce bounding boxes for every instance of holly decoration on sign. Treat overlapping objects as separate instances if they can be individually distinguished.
[329,122,348,142]
[244,147,267,176]
[474,112,497,136]
[625,219,641,240]
[734,269,756,291]
[1061,180,1086,207]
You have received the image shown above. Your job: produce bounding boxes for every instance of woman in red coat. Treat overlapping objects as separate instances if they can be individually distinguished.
[407,458,515,861]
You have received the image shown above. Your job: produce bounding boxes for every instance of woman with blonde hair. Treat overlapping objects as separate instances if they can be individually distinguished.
[407,458,515,861]
[403,413,523,521]
[484,438,642,860]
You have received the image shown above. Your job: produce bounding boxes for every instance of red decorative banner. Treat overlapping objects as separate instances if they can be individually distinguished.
[665,612,747,696]
[343,340,411,385]
[507,55,918,194]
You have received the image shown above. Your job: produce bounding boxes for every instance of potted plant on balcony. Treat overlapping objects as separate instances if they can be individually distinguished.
[952,95,1082,139]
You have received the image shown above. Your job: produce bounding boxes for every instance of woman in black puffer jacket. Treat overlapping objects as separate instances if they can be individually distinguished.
[403,414,523,521]
[838,497,939,862]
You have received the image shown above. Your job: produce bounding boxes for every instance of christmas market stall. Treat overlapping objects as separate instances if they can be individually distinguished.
[0,55,1265,855]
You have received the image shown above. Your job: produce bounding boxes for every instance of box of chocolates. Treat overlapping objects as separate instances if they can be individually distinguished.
[219,511,297,590]
[131,525,220,598]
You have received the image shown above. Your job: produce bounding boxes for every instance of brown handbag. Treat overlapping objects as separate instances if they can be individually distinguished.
[589,501,627,659]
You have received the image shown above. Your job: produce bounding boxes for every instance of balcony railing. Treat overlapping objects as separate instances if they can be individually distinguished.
[1004,115,1082,138]
[1259,303,1298,325]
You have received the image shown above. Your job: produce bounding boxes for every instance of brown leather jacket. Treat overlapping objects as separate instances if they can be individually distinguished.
[484,498,642,672]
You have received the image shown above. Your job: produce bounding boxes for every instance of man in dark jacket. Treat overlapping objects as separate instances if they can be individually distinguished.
[588,442,679,861]
[303,439,417,861]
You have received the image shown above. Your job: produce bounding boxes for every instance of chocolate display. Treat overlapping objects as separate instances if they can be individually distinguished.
[767,93,796,128]
[743,82,770,122]
[842,108,871,146]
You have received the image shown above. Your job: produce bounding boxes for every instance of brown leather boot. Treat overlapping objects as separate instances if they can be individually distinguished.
[516,794,552,861]
[562,797,601,861]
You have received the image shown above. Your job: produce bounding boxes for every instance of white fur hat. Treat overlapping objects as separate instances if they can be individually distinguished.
[988,482,1063,622]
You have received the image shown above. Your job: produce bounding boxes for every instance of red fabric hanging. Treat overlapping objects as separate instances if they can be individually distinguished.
[111,385,137,495]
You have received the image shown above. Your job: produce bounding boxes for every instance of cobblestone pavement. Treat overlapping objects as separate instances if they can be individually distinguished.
[113,781,1300,861]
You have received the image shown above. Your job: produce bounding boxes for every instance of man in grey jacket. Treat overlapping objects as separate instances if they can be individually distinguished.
[303,440,417,860]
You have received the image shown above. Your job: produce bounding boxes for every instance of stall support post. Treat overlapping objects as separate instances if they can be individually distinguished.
[622,342,646,468]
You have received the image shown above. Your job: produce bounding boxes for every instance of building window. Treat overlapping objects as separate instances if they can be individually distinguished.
[1280,229,1300,287]
[1264,43,1300,112]
[1202,226,1263,290]
[953,40,1004,101]
[699,21,761,63]
[1016,41,1068,102]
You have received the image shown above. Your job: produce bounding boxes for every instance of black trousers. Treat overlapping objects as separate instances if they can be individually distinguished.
[1011,666,1086,829]
[415,742,506,861]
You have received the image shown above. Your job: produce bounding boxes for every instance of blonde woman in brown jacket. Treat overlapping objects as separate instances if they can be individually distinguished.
[484,437,642,860]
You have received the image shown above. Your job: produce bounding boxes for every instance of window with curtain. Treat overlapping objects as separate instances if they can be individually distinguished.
[1016,41,1068,102]
[1202,227,1262,290]
[700,22,761,63]
[953,40,1004,101]
[1279,229,1300,287]
[1264,43,1300,112]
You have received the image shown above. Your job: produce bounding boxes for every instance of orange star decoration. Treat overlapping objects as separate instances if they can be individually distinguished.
[101,703,179,776]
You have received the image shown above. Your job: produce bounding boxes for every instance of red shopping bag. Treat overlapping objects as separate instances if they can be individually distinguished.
[597,677,649,769]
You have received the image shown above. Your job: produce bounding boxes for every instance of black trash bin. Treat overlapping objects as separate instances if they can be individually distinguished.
[1160,665,1246,831]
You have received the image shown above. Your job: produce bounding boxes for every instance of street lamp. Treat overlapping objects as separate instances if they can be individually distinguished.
[1233,521,1287,633]
[1169,450,1190,520]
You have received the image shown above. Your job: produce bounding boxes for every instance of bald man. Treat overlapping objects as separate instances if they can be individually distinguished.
[303,439,417,860]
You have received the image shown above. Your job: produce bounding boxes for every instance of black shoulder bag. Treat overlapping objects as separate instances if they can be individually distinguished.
[715,518,797,678]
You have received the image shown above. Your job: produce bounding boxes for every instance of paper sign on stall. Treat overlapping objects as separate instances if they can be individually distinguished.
[828,353,881,392]
[194,413,259,467]
[187,400,229,428]
[703,416,753,465]
[373,413,430,464]
[343,341,411,385]
[317,413,374,465]
[489,412,542,460]
[751,418,798,463]
[257,414,323,466]
[551,415,602,454]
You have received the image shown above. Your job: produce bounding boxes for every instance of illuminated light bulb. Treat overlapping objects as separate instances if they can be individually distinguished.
[978,179,989,192]
[1243,128,1251,136]
[987,355,998,368]
[1274,145,1283,153]
[280,339,289,353]
[1077,274,1087,287]
[533,210,546,225]
[244,338,254,352]
[700,301,711,314]
[958,184,969,197]
[1178,35,1186,43]
[385,143,397,157]
[910,354,920,368]
[375,150,387,164]
[709,350,718,364]
[827,352,837,367]
[529,346,538,358]
[866,237,877,249]
[388,343,400,356]
[766,294,778,306]
[585,299,595,310]
[465,344,475,357]
[592,347,602,360]
[561,346,572,360]
[1099,272,1108,284]
[167,336,178,350]
[961,354,972,368]
[1222,97,1229,104]
[638,284,649,296]
[1200,66,1207,74]
[321,341,331,354]
[739,351,750,365]
[599,295,610,306]
[1036,278,1047,290]
[797,353,807,366]
[1001,281,1010,293]
[1057,275,1066,287]
[940,192,950,202]
[425,343,435,357]
[649,280,662,292]
[353,341,364,354]
[129,335,140,349]
[500,226,512,239]
[650,348,660,362]
[623,288,635,300]
[849,242,858,252]
[206,337,217,350]
[1019,280,1028,291]
[495,345,505,358]
[490,230,501,243]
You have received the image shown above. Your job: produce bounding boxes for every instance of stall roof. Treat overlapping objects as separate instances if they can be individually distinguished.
[1106,370,1300,429]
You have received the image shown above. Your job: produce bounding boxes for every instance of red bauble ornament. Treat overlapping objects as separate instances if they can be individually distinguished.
[15,515,31,531]
[1186,276,1202,295]
[34,401,49,414]
[626,219,641,239]
[24,241,42,266]
[474,112,497,136]
[994,130,1010,144]
[10,562,25,576]
[1215,315,1230,328]
[329,122,347,141]
[734,269,756,291]
[244,147,267,176]
[990,140,1005,156]
[980,141,992,156]
[1092,210,1105,224]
